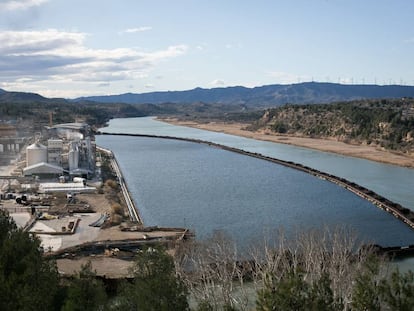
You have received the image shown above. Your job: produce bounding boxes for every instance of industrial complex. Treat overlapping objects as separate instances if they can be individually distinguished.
[23,122,95,179]
[0,122,191,277]
[0,122,104,250]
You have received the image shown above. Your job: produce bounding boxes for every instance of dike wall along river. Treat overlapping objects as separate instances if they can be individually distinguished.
[99,132,414,233]
[97,146,143,224]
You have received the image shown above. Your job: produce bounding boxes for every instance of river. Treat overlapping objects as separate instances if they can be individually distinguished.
[97,117,414,249]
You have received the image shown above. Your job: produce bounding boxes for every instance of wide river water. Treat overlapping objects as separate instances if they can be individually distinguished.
[97,117,414,248]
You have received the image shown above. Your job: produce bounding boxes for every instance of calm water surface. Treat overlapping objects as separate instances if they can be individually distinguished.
[97,117,414,248]
[100,117,414,210]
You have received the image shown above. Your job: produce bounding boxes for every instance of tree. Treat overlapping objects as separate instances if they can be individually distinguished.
[116,245,189,311]
[256,270,342,311]
[308,273,343,311]
[271,121,288,134]
[61,261,107,311]
[257,269,310,311]
[379,269,414,311]
[350,256,381,311]
[0,210,59,311]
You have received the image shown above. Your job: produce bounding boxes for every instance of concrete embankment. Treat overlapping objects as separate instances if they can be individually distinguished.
[99,132,414,232]
[96,146,143,224]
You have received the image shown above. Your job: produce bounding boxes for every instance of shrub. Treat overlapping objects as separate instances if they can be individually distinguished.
[105,179,118,190]
[111,203,124,216]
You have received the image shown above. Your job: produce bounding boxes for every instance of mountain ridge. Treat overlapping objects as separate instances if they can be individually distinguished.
[74,82,414,107]
[2,82,414,108]
[0,89,69,104]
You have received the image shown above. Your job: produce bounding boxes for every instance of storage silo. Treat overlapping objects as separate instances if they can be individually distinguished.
[26,143,47,167]
[68,143,79,172]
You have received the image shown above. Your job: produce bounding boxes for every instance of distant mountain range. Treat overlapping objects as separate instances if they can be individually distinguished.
[1,82,414,108]
[75,82,414,107]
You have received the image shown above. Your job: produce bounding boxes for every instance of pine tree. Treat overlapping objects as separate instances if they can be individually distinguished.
[62,261,107,311]
[116,245,189,311]
[0,210,59,311]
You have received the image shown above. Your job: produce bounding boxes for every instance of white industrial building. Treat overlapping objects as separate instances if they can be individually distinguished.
[23,142,65,177]
[47,139,63,166]
[23,123,95,178]
[23,162,64,176]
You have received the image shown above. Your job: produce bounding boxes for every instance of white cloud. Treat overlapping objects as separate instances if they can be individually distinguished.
[0,29,188,95]
[0,0,48,11]
[0,29,86,54]
[210,79,225,86]
[121,26,152,34]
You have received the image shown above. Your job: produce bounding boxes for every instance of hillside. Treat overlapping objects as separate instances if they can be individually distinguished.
[0,89,248,129]
[247,98,414,152]
[0,90,52,103]
[76,82,414,107]
[0,89,142,128]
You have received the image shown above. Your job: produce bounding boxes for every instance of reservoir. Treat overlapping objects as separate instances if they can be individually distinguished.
[97,117,414,247]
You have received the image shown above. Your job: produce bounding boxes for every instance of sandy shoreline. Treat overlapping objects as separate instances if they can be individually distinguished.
[159,118,414,168]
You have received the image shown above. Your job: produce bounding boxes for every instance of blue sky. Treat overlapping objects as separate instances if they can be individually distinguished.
[0,0,413,98]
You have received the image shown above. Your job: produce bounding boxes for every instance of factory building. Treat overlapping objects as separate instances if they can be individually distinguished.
[47,139,63,166]
[23,142,64,177]
[23,123,95,179]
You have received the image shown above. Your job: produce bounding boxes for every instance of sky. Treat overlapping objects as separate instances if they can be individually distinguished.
[0,0,413,98]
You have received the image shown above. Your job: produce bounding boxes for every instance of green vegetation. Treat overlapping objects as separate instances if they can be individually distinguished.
[0,210,59,311]
[271,121,288,134]
[61,261,107,311]
[250,98,414,152]
[115,245,189,310]
[257,270,343,311]
[0,100,144,131]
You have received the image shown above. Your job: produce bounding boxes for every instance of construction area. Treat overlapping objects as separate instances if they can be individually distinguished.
[0,122,193,278]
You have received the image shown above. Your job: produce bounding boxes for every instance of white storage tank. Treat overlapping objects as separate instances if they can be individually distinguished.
[26,142,47,167]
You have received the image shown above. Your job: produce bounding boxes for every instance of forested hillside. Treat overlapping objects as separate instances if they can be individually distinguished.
[248,98,414,152]
[0,89,248,130]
